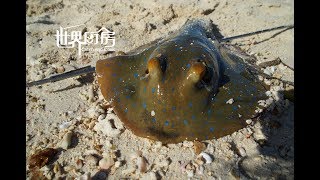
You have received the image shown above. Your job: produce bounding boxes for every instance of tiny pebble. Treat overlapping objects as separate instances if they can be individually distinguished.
[59,121,72,130]
[226,98,234,104]
[59,131,73,149]
[114,161,121,168]
[151,110,155,116]
[186,169,194,178]
[238,147,247,157]
[99,157,115,170]
[56,66,65,73]
[246,119,252,125]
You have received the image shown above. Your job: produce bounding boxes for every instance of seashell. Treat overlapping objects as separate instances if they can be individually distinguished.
[137,156,148,173]
[226,98,234,104]
[198,152,213,164]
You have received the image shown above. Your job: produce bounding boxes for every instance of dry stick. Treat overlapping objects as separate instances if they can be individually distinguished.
[26,66,95,87]
[220,25,294,42]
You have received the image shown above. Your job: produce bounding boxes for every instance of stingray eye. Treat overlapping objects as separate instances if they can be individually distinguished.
[147,57,161,75]
[147,54,167,75]
[186,62,206,83]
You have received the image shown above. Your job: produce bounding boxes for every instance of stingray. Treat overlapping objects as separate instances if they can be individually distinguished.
[27,20,293,144]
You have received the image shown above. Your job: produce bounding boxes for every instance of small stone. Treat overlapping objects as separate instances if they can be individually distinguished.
[238,147,247,157]
[226,98,234,104]
[58,121,72,130]
[26,135,30,141]
[56,66,65,73]
[114,161,121,168]
[154,141,162,148]
[93,171,107,179]
[88,85,95,102]
[263,68,272,76]
[151,110,155,116]
[245,119,252,125]
[265,91,272,97]
[193,141,206,155]
[59,131,73,149]
[186,169,194,178]
[99,157,115,170]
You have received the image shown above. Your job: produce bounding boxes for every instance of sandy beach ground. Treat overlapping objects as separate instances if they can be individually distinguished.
[26,0,294,179]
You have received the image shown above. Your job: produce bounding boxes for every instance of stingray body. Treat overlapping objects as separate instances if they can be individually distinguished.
[96,20,267,143]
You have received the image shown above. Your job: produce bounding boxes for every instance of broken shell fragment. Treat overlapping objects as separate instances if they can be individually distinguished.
[137,156,148,173]
[198,152,213,164]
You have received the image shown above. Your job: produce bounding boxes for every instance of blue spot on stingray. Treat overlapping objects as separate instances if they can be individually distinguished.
[186,63,191,69]
[151,87,156,93]
[188,102,193,108]
[143,87,146,93]
[183,120,188,125]
[162,108,166,112]
[192,115,196,120]
[124,108,128,113]
[232,106,238,111]
[162,77,166,83]
[112,73,117,77]
[126,95,130,99]
[210,127,214,132]
[164,121,169,126]
[134,73,139,78]
[207,109,212,116]
[206,136,209,140]
[119,78,123,82]
[144,57,147,63]
[152,117,156,123]
[172,106,176,111]
[142,102,147,109]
